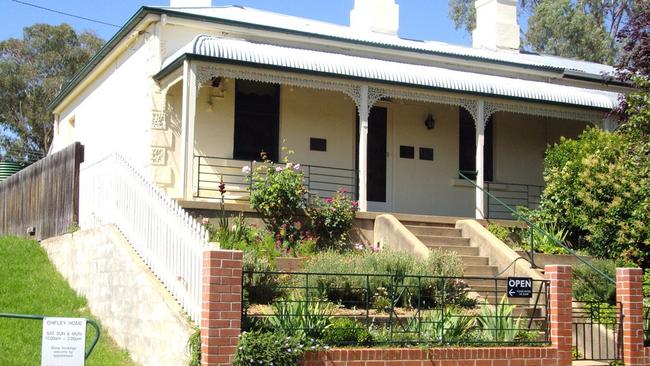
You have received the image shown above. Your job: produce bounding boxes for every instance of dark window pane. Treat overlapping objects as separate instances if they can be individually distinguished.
[400,145,415,159]
[459,108,493,181]
[419,147,434,161]
[310,138,327,152]
[233,80,280,161]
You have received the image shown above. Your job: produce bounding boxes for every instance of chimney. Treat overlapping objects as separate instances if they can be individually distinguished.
[169,0,211,7]
[350,0,400,36]
[472,0,520,51]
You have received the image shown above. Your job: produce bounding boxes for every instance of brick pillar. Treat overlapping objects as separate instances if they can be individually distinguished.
[201,249,243,366]
[545,265,573,366]
[616,268,645,366]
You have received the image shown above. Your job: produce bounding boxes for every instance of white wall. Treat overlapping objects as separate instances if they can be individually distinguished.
[50,30,154,172]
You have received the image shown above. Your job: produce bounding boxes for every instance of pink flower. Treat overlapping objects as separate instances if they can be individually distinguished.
[324,197,333,203]
[354,243,364,251]
[242,166,251,174]
[372,243,380,252]
[294,163,301,171]
[339,188,348,194]
[352,201,359,207]
[275,166,284,172]
[201,217,209,225]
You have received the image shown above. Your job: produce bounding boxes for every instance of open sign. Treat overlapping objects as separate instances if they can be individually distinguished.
[507,277,533,298]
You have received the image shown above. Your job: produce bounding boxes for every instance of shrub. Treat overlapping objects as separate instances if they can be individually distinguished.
[187,328,200,366]
[534,127,649,267]
[520,222,570,255]
[300,249,471,309]
[478,296,525,343]
[409,308,476,343]
[233,331,310,366]
[322,318,372,346]
[307,189,357,251]
[248,151,308,256]
[572,259,617,303]
[262,296,334,339]
[242,251,284,306]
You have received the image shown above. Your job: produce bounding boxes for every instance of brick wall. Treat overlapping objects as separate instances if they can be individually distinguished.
[201,249,243,366]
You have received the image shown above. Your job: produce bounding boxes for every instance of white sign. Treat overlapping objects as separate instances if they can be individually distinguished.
[41,317,86,366]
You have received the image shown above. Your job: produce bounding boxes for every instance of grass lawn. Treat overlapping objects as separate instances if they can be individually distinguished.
[0,236,136,366]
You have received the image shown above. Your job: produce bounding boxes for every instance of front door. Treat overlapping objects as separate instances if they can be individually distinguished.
[357,106,391,212]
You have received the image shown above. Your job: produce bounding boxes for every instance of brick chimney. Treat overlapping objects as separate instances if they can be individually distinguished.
[350,0,400,36]
[472,0,520,51]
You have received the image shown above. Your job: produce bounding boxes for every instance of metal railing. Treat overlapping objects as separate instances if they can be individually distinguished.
[485,182,543,220]
[242,271,550,347]
[0,313,101,360]
[643,305,650,347]
[194,155,357,200]
[458,171,615,284]
[80,153,209,323]
[572,302,622,361]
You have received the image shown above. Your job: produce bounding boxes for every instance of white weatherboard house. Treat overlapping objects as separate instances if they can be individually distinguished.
[49,0,625,219]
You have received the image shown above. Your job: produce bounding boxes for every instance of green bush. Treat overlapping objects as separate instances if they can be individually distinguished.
[478,296,525,343]
[233,331,309,366]
[187,328,201,366]
[262,296,334,339]
[520,223,570,255]
[572,259,617,303]
[307,189,357,251]
[300,249,472,309]
[409,308,476,343]
[249,151,308,256]
[322,318,372,346]
[242,251,284,306]
[533,126,649,267]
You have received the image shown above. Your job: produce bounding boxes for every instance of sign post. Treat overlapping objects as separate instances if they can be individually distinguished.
[507,277,533,298]
[41,317,87,366]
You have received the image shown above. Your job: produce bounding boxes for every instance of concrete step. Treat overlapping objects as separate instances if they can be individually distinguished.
[459,255,489,266]
[417,235,470,246]
[427,245,479,256]
[463,265,498,277]
[405,225,461,236]
[400,220,456,228]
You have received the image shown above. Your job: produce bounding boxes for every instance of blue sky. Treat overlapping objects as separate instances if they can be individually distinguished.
[1,0,473,45]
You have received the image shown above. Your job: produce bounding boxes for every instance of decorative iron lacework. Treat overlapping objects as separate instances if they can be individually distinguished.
[193,64,607,126]
[484,101,606,126]
[370,87,480,123]
[196,64,361,108]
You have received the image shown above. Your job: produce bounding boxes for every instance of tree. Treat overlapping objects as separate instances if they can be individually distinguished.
[530,4,650,268]
[0,24,104,162]
[448,0,633,64]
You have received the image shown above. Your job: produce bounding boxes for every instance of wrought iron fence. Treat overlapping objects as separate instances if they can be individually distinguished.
[194,156,356,200]
[571,302,622,362]
[485,182,543,220]
[644,305,650,346]
[242,271,549,347]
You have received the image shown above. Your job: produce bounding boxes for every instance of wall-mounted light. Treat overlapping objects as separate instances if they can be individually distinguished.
[207,77,226,112]
[424,114,435,130]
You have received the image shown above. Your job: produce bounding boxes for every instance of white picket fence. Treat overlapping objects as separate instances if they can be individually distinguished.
[79,153,210,323]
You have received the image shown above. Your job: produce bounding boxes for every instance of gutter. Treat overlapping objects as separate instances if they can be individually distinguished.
[154,53,615,112]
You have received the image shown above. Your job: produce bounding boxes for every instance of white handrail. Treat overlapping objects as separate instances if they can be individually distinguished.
[79,153,210,323]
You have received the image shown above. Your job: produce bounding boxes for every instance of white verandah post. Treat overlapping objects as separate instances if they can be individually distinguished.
[475,100,486,219]
[180,60,197,200]
[357,85,369,212]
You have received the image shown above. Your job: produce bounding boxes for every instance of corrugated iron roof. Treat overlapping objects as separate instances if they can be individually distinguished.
[162,35,619,110]
[156,5,616,77]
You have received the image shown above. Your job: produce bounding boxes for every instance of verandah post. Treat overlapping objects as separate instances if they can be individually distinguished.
[357,85,369,212]
[475,100,486,219]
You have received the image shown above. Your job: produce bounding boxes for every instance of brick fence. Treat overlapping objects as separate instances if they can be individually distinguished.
[200,253,648,366]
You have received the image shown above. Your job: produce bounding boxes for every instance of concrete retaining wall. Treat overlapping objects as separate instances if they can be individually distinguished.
[41,225,193,366]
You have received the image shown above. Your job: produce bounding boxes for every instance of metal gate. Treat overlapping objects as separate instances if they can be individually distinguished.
[572,302,622,362]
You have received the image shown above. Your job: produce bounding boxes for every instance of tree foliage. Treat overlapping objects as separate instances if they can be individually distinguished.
[0,24,104,162]
[448,0,632,63]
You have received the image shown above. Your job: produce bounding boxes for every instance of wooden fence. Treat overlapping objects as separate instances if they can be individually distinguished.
[0,142,84,240]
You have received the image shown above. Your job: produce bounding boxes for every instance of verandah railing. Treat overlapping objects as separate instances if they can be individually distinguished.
[242,271,550,347]
[79,153,209,323]
[194,155,357,200]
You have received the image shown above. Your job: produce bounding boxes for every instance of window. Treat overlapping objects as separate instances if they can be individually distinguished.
[459,108,493,181]
[233,80,280,161]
